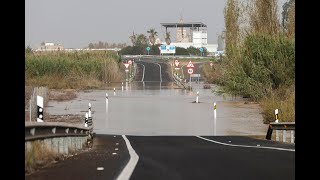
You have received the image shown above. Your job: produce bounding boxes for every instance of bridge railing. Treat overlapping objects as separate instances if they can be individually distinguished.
[266,122,295,143]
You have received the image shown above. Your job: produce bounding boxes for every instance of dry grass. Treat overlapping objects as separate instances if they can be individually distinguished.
[25,141,57,174]
[49,89,78,101]
[260,85,295,124]
[200,62,223,84]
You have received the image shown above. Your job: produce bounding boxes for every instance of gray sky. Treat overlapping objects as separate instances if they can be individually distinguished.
[25,0,288,49]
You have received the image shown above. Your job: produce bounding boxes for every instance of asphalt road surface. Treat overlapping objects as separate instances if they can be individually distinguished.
[128,136,295,180]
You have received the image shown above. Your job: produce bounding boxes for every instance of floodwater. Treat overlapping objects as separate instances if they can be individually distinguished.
[47,81,268,136]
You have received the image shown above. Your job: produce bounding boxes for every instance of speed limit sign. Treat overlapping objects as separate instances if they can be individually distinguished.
[187,68,193,74]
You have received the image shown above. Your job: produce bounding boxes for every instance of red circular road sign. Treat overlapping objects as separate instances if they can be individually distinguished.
[187,68,194,74]
[128,60,132,65]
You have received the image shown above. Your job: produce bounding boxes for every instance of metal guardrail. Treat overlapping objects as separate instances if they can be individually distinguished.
[25,122,93,141]
[266,122,295,142]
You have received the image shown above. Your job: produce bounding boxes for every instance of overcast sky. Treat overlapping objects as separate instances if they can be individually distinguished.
[25,0,287,49]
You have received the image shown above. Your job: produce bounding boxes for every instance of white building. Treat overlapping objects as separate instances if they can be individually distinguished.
[160,21,218,54]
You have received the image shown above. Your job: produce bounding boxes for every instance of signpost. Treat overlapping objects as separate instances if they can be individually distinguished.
[146,47,150,55]
[200,47,204,56]
[174,59,180,70]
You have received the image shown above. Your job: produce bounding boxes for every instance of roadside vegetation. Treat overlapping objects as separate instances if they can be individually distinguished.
[25,51,125,89]
[205,0,295,123]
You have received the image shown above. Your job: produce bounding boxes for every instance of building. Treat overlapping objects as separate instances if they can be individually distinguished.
[160,20,218,54]
[36,42,64,51]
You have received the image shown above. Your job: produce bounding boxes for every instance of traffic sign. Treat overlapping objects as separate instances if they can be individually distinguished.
[210,62,213,66]
[146,47,150,51]
[186,60,194,68]
[174,60,180,67]
[199,47,204,52]
[187,68,194,74]
[128,60,132,65]
[124,63,129,68]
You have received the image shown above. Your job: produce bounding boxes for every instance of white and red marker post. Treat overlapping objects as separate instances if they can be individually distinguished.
[186,60,194,90]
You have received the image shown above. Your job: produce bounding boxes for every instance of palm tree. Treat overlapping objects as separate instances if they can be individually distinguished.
[147,28,158,46]
[129,31,137,46]
[165,32,171,45]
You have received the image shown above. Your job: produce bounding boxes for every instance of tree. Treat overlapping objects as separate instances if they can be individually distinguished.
[165,32,171,45]
[129,31,137,46]
[136,34,148,47]
[88,43,94,49]
[25,45,32,53]
[281,0,295,35]
[147,28,158,46]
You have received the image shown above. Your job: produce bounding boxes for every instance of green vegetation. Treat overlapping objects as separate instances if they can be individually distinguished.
[25,51,124,89]
[212,0,295,123]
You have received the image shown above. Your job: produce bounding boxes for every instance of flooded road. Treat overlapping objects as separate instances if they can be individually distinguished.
[47,61,268,136]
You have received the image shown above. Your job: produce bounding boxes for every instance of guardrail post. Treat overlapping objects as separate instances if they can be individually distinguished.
[283,130,287,143]
[291,130,294,143]
[275,109,279,141]
[44,138,52,152]
[52,137,59,153]
[58,137,64,154]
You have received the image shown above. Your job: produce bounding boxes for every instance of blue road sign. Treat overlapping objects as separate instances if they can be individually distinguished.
[146,47,150,51]
[170,46,175,50]
[160,45,166,50]
[199,47,204,52]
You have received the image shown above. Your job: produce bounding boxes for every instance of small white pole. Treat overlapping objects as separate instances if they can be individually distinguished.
[106,93,108,112]
[275,109,279,141]
[88,103,91,112]
[214,102,217,136]
[196,91,199,103]
[122,82,124,92]
[189,76,191,90]
[114,88,116,96]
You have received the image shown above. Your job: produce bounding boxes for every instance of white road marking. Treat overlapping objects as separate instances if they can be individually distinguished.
[112,152,117,155]
[116,135,139,180]
[196,136,295,152]
[97,167,104,171]
[136,63,145,82]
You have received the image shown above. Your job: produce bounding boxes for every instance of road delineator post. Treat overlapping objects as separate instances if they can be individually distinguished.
[114,88,116,96]
[122,82,124,92]
[275,109,279,141]
[214,102,217,136]
[37,95,44,122]
[196,91,199,103]
[84,112,88,127]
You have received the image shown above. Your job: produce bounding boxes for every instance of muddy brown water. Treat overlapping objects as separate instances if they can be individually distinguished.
[47,80,268,136]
